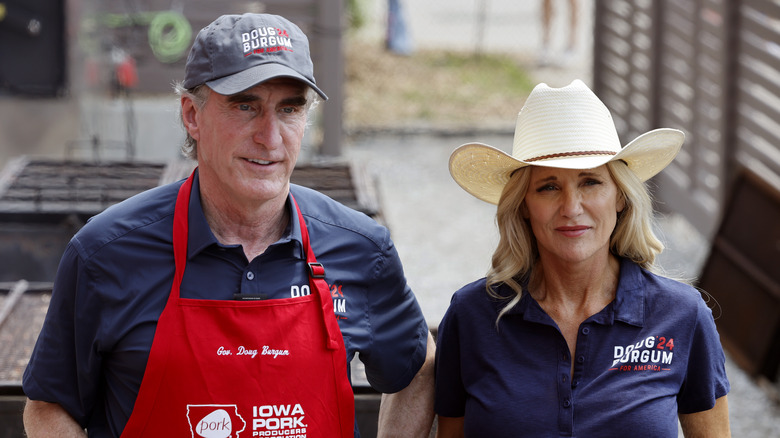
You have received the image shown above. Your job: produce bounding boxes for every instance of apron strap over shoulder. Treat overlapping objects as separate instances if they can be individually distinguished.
[171,169,195,301]
[292,194,343,351]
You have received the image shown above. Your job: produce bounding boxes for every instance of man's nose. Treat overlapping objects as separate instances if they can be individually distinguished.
[252,112,283,148]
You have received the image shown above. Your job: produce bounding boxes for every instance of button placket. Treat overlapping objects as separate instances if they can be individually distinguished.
[572,323,591,386]
[557,338,574,435]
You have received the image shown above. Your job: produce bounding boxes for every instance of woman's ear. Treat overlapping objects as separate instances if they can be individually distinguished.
[616,192,627,214]
[521,202,530,219]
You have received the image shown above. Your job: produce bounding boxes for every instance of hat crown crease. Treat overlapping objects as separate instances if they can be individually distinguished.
[512,80,622,162]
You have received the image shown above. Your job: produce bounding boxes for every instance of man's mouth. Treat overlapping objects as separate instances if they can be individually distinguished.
[246,158,273,165]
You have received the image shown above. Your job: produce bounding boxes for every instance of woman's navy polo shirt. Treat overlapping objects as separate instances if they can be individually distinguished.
[434,258,729,437]
[23,172,429,437]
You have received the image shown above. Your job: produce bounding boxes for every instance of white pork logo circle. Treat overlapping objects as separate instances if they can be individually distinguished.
[197,409,232,438]
[187,404,247,438]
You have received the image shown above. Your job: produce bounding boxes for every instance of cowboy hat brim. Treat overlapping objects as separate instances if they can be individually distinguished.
[449,128,685,205]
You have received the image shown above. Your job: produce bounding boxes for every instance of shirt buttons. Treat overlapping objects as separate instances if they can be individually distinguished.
[563,398,572,408]
[577,355,585,364]
[581,327,590,335]
[246,271,255,280]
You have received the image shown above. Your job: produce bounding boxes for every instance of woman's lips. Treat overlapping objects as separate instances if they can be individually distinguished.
[556,225,590,237]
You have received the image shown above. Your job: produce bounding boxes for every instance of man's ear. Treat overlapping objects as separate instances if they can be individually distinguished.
[181,95,200,141]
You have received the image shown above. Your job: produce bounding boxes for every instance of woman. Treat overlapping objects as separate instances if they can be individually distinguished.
[435,80,730,437]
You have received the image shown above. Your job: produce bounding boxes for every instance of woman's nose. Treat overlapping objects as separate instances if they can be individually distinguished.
[560,190,584,218]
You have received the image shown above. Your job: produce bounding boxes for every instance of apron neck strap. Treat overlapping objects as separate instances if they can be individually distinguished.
[291,194,342,350]
[171,170,194,298]
[172,170,342,350]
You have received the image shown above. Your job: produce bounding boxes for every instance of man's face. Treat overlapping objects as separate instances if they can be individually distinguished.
[182,78,309,207]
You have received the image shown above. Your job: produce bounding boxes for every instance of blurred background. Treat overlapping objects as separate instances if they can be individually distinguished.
[1,0,779,436]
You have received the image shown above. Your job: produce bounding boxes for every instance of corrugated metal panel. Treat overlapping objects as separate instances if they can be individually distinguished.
[698,169,780,380]
[593,0,657,141]
[734,1,780,190]
[593,0,780,380]
[653,0,732,237]
[594,0,735,238]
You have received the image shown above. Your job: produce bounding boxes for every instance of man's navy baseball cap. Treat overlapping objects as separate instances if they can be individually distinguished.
[182,13,327,100]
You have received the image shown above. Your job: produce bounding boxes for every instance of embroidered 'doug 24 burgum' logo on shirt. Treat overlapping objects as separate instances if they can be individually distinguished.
[610,335,675,372]
[289,282,348,319]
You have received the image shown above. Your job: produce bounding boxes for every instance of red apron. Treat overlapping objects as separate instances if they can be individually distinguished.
[120,171,355,438]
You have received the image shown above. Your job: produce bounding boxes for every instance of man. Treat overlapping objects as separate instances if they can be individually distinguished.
[23,13,434,438]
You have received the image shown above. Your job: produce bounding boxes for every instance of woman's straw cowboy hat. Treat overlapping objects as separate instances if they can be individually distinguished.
[449,79,685,204]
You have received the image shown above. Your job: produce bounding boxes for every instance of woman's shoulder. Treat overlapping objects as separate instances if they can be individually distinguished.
[624,260,711,313]
[451,277,495,303]
[448,277,518,314]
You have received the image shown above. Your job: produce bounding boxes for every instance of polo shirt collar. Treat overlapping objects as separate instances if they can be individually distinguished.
[611,257,645,327]
[284,187,305,261]
[507,257,647,328]
[184,171,304,261]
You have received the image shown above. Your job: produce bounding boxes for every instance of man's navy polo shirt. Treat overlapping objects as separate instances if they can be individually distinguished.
[23,171,429,437]
[434,257,730,437]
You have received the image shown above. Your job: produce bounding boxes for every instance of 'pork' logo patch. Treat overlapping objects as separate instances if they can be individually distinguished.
[187,405,247,438]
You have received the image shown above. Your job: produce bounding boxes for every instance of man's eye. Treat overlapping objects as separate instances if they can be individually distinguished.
[281,107,297,114]
[238,104,252,111]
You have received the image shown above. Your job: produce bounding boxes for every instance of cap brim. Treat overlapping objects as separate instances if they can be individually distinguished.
[206,63,328,100]
[449,128,684,205]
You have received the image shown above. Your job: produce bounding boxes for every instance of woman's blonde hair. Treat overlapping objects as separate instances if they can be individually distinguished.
[486,160,664,321]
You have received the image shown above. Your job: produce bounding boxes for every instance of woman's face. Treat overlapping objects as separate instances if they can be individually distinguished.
[523,165,625,267]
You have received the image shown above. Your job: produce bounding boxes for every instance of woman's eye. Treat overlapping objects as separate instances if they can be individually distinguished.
[536,184,556,192]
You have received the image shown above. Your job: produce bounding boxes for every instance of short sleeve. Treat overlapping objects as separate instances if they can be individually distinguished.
[434,292,467,417]
[23,242,99,427]
[677,296,730,413]
[360,237,428,393]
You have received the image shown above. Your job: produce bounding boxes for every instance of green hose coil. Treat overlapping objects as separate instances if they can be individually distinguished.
[147,11,192,63]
